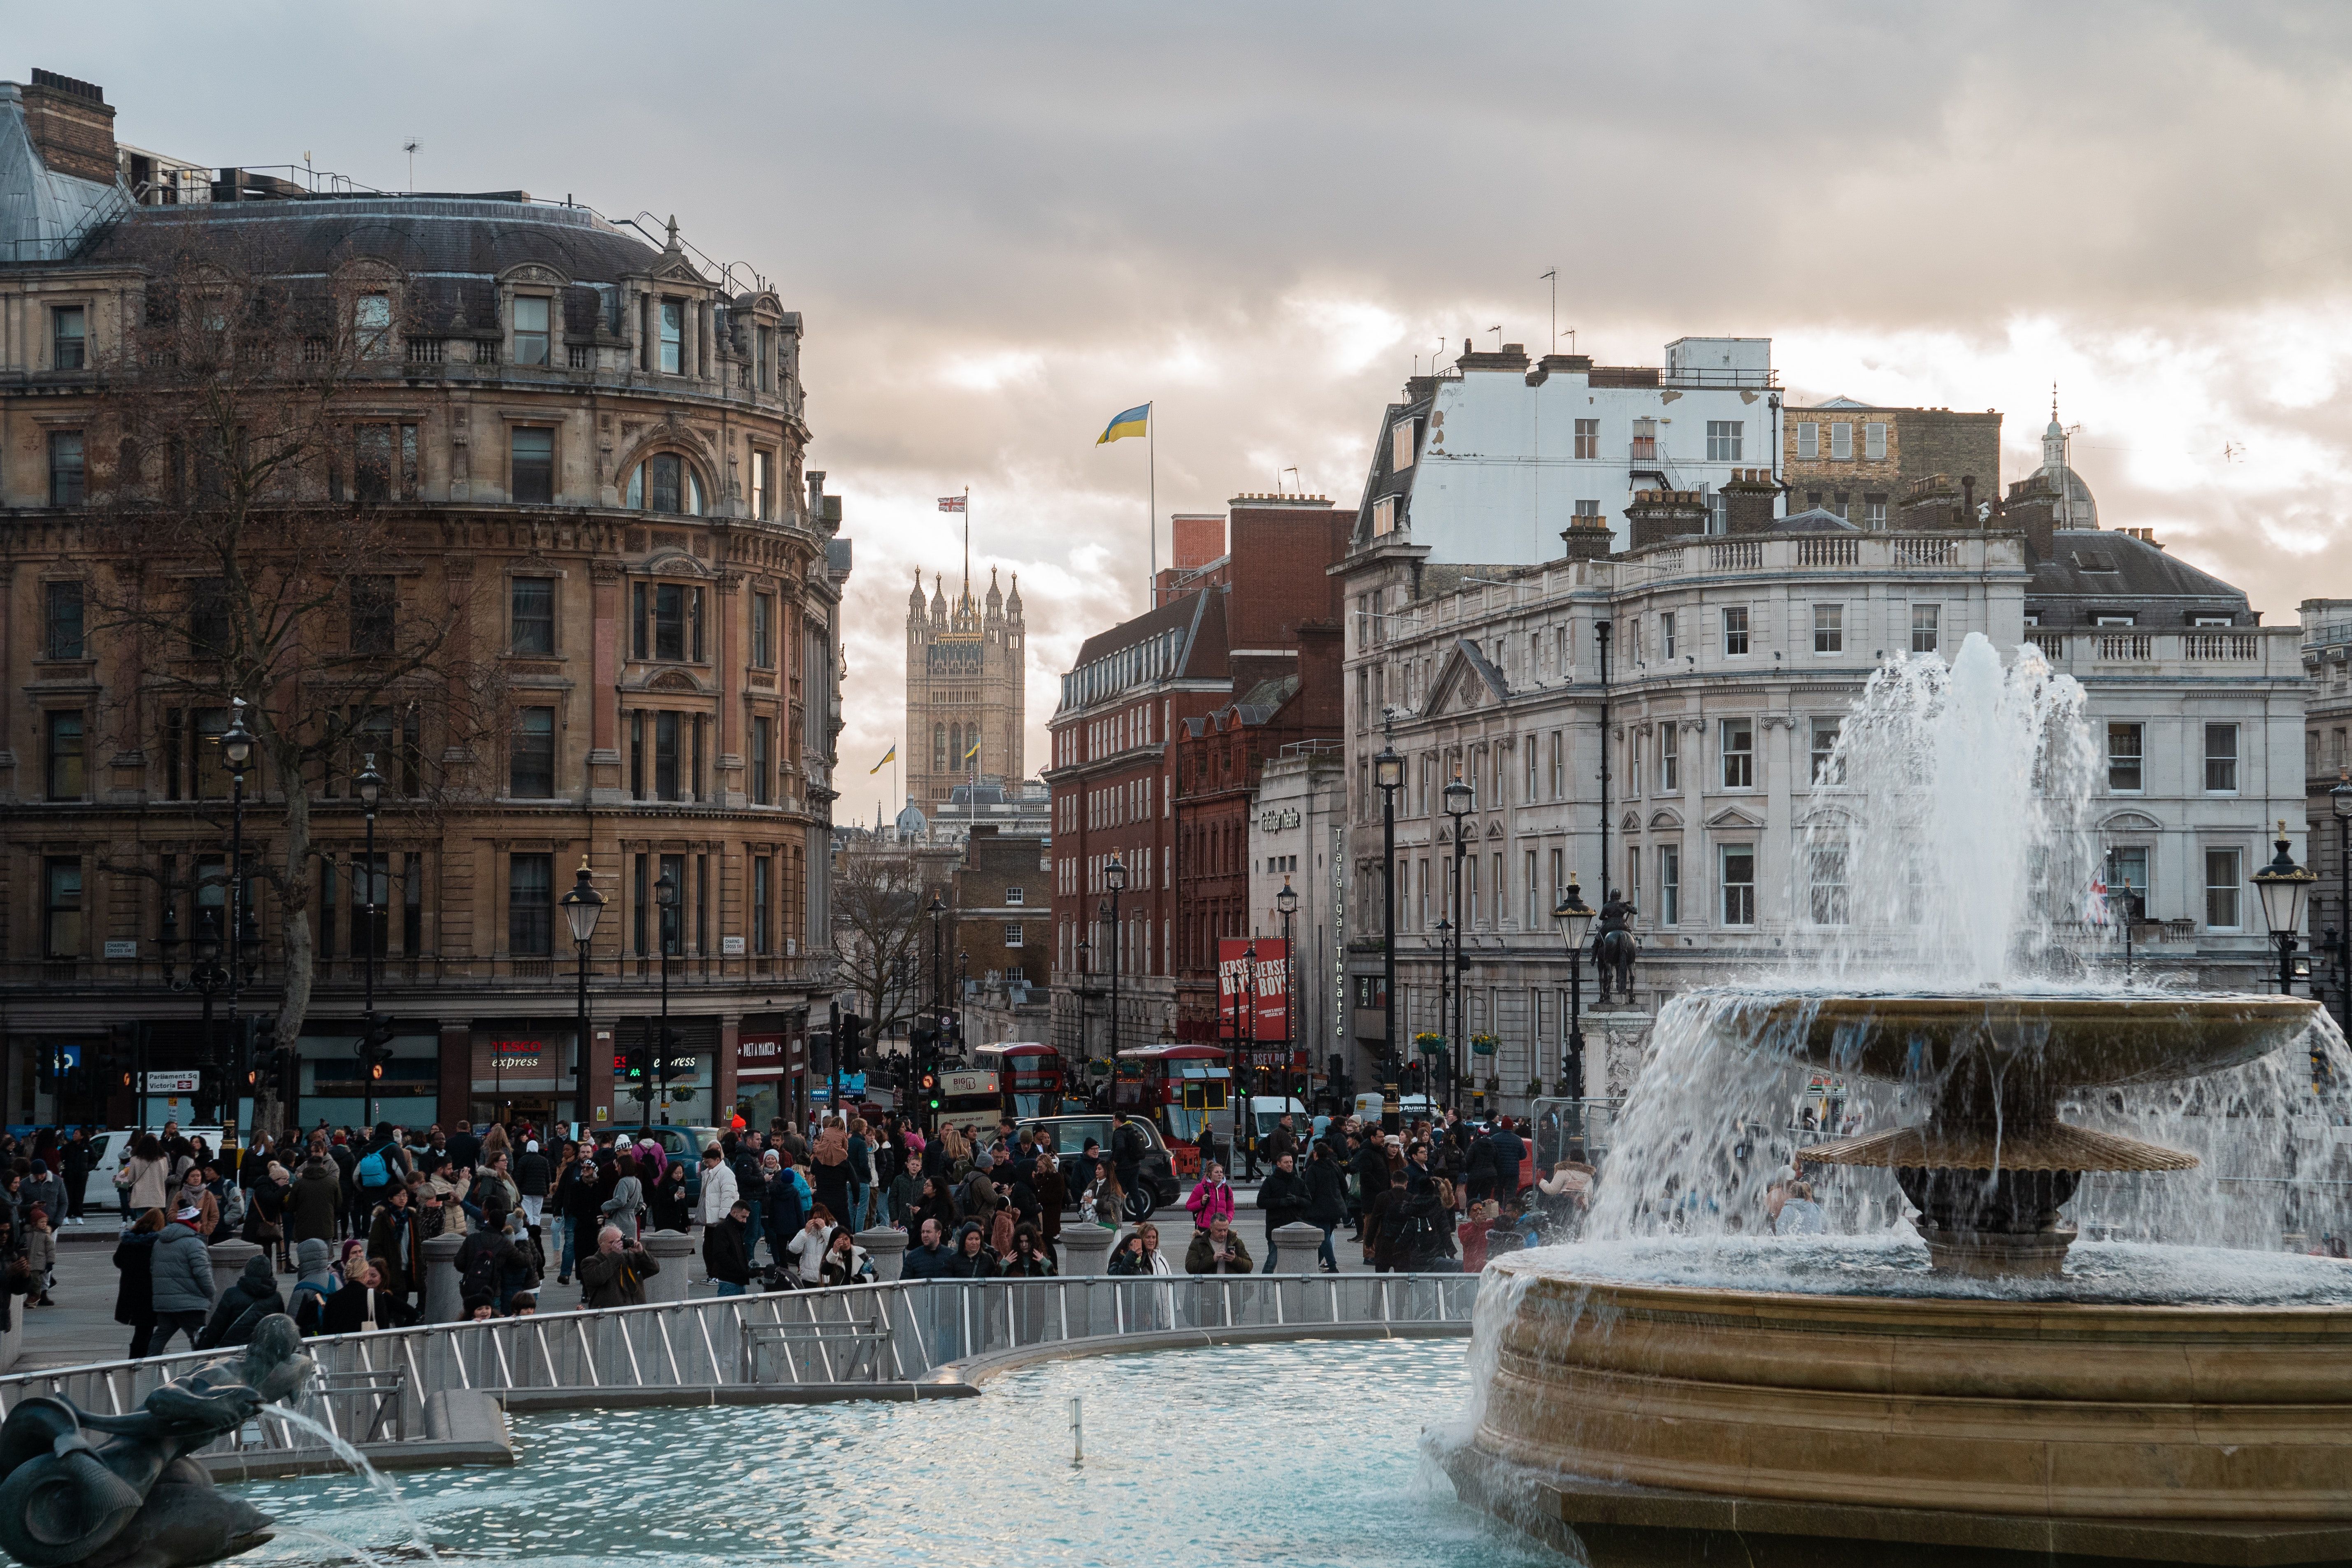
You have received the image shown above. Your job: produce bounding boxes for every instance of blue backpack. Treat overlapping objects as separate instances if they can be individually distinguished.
[357,1149,392,1189]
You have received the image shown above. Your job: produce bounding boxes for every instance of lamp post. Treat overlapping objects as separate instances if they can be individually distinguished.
[1104,854,1127,1063]
[1552,882,1596,1131]
[2252,820,2318,997]
[221,699,255,1147]
[651,869,678,1134]
[1276,877,1299,1112]
[1237,937,1259,1179]
[955,950,970,1062]
[1443,771,1473,1118]
[158,904,230,1126]
[355,747,383,1108]
[1431,917,1451,1116]
[560,858,604,1138]
[1375,743,1403,1134]
[927,890,946,1050]
[1074,936,1092,1078]
[2333,771,2352,1032]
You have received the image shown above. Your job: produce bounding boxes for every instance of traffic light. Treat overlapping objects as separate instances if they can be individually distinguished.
[357,1012,397,1083]
[839,1013,865,1073]
[922,1069,941,1114]
[625,1041,654,1103]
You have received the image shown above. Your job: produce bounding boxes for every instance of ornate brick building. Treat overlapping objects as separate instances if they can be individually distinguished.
[0,71,851,1133]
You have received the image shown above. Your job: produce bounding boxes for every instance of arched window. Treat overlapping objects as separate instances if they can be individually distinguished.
[949,722,963,771]
[932,723,946,771]
[624,453,704,516]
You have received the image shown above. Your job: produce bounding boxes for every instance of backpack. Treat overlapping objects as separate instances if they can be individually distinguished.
[459,1240,501,1300]
[289,1279,331,1335]
[357,1149,392,1189]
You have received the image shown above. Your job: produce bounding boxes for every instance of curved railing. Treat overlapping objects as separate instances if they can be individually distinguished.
[0,1272,1478,1466]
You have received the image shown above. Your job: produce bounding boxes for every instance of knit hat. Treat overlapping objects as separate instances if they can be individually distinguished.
[28,1161,45,1175]
[175,1205,201,1222]
[525,1140,539,1153]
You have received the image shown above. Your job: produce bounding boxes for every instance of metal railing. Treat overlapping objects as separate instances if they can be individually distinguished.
[0,1273,1476,1461]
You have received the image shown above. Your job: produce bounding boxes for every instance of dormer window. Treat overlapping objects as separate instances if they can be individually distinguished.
[659,299,684,374]
[625,453,703,515]
[513,296,551,366]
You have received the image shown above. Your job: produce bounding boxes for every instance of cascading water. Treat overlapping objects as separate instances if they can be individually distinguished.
[1581,632,2352,1268]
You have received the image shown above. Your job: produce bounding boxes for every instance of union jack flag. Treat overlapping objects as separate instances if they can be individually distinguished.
[937,496,966,513]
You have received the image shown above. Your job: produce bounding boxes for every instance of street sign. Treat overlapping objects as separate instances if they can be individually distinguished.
[722,936,746,955]
[104,940,139,960]
[49,1045,82,1071]
[145,1071,201,1094]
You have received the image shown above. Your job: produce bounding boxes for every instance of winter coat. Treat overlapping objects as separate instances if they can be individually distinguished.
[320,1281,407,1335]
[198,1253,286,1348]
[943,1224,999,1278]
[1184,1229,1253,1274]
[576,1242,658,1308]
[112,1230,158,1327]
[1185,1179,1235,1231]
[764,1170,807,1242]
[600,1175,645,1238]
[1488,1129,1527,1190]
[818,1243,874,1287]
[785,1222,837,1285]
[288,1161,343,1243]
[695,1160,739,1226]
[1353,1142,1394,1208]
[703,1216,752,1286]
[1107,1242,1172,1277]
[478,1170,521,1234]
[1305,1157,1349,1228]
[999,1247,1057,1278]
[1255,1168,1311,1234]
[20,1174,65,1225]
[958,1168,999,1223]
[514,1148,553,1198]
[1390,1187,1455,1270]
[367,1200,441,1297]
[126,1155,174,1212]
[648,1170,692,1234]
[1030,1168,1067,1240]
[149,1221,216,1315]
[902,1242,956,1280]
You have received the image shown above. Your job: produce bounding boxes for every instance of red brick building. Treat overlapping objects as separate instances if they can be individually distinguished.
[1047,495,1350,1066]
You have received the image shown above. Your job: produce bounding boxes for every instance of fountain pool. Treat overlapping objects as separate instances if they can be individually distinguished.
[228,1339,1531,1568]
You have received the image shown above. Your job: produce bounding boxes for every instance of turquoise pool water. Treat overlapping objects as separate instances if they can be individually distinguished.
[235,1338,1542,1567]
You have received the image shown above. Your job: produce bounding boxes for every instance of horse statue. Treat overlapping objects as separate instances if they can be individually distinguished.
[0,1314,312,1568]
[1591,888,1638,1004]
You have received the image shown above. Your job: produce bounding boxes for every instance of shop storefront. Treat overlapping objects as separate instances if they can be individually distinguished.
[469,1024,579,1133]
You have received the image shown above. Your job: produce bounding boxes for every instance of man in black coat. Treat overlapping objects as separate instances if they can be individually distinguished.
[703,1202,753,1296]
[1254,1151,1311,1274]
[1350,1133,1392,1242]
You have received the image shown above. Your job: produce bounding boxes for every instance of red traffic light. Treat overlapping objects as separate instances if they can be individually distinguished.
[369,1061,386,1081]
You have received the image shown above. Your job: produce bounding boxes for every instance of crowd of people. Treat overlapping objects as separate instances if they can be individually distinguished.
[58,1099,1606,1361]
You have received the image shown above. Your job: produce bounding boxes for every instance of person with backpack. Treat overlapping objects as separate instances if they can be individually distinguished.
[353,1126,406,1215]
[197,1252,285,1349]
[288,1238,337,1336]
[514,1139,553,1244]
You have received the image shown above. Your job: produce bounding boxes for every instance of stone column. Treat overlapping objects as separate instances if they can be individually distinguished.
[641,1228,694,1303]
[714,1015,740,1124]
[856,1226,907,1283]
[421,1231,464,1323]
[716,571,743,806]
[1061,1224,1113,1277]
[1271,1222,1326,1275]
[587,561,624,803]
[207,1238,263,1302]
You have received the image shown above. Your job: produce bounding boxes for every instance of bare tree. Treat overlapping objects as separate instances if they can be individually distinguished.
[84,244,502,1136]
[832,847,930,1051]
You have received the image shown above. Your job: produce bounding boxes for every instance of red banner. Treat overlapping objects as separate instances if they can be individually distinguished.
[1216,938,1291,1042]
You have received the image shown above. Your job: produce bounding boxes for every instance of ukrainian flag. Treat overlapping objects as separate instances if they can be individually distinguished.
[964,734,983,762]
[1097,403,1150,445]
[869,743,895,775]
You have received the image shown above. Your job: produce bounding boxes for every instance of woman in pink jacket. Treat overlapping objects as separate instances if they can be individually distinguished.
[1185,1162,1235,1230]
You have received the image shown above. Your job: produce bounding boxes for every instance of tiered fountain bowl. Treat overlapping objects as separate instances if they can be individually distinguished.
[1453,990,2352,1567]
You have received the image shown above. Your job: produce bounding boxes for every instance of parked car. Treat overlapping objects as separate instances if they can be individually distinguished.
[1013,1114,1179,1215]
[609,1123,723,1205]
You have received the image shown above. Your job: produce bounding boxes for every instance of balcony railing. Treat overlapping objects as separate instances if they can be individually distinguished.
[2182,633,2261,661]
[2096,633,2154,661]
[1708,540,1762,571]
[1796,538,1858,567]
[1892,537,1957,567]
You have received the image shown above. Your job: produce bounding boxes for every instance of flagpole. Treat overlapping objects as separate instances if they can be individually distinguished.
[1147,404,1156,609]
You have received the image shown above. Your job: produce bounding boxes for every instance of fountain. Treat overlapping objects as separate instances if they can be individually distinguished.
[1447,636,2352,1564]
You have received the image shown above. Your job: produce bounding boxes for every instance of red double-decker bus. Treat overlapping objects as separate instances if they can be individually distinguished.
[971,1041,1064,1118]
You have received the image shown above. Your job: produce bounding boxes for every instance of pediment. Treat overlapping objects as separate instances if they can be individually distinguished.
[643,548,712,579]
[1706,806,1766,830]
[2101,810,2162,832]
[647,669,702,694]
[1426,635,1511,715]
[499,261,572,288]
[1647,808,1684,830]
[651,256,704,284]
[1620,811,1641,831]
[1484,820,1505,840]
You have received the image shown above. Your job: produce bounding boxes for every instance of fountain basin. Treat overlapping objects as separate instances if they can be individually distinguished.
[1471,1247,2352,1530]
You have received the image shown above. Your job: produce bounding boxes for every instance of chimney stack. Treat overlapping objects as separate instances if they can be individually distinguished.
[2004,475,2061,566]
[21,69,116,186]
[1558,520,1614,562]
[1625,490,1709,551]
[1721,468,1781,536]
[1900,473,1964,532]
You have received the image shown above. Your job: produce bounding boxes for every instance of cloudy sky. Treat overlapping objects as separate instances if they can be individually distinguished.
[35,2,2352,811]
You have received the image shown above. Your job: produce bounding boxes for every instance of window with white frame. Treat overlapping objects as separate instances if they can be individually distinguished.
[1706,420,1742,461]
[1721,718,1754,788]
[1808,844,1849,925]
[2203,724,2238,792]
[2107,722,2144,792]
[1813,603,1843,654]
[1659,725,1679,792]
[1830,422,1853,460]
[1911,603,1941,654]
[1810,719,1842,785]
[1005,887,1025,905]
[1004,923,1025,947]
[1659,845,1680,926]
[1720,844,1755,925]
[2203,848,2242,929]
[1722,605,1750,656]
[1864,421,1887,461]
[1797,422,1819,459]
[1661,611,1676,660]
[1549,730,1564,798]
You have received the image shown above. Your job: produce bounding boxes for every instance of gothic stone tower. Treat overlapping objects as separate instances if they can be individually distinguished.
[905,564,1025,808]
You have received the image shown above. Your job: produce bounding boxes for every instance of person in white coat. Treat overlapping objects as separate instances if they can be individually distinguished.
[695,1145,738,1229]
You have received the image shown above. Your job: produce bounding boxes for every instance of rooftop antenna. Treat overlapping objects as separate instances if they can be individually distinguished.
[402,138,421,192]
[1282,467,1299,495]
[1488,325,1504,351]
[1542,268,1557,347]
[302,150,313,192]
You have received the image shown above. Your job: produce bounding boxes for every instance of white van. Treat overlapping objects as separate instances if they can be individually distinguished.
[82,1127,230,1214]
[1353,1093,1441,1127]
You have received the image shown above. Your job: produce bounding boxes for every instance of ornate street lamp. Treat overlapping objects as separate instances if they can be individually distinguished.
[651,868,678,1133]
[1105,853,1128,1061]
[1442,771,1473,1117]
[1553,882,1597,1125]
[560,857,605,1136]
[1374,743,1403,1132]
[221,699,256,1145]
[2252,821,2318,997]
